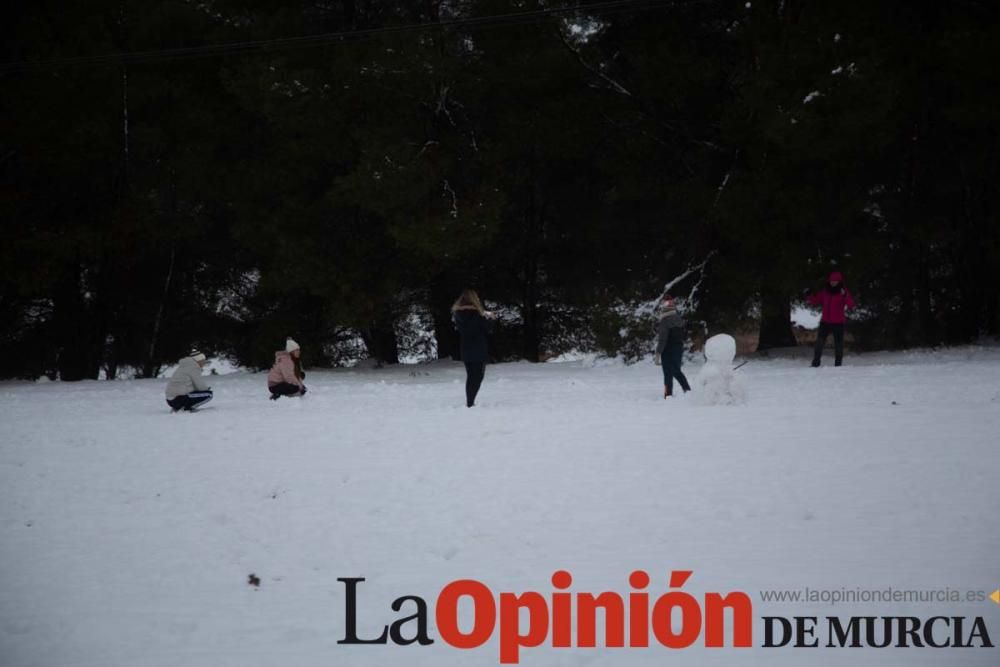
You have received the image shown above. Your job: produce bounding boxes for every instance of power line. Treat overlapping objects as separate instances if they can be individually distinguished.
[0,0,693,74]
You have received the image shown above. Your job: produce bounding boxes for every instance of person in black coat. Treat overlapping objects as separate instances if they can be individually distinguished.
[654,294,691,398]
[451,288,496,407]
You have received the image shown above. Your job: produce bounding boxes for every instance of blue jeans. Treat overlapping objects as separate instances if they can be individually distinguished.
[166,390,213,411]
[661,345,690,394]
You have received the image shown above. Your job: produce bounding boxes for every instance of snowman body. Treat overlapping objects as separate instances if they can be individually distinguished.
[694,334,747,405]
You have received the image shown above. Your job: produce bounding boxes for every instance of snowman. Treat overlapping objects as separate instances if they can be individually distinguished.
[693,333,747,405]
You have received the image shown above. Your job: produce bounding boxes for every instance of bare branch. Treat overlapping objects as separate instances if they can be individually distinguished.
[557,30,632,97]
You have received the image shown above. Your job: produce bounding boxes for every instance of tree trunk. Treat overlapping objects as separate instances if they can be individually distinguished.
[430,276,460,360]
[756,288,796,350]
[520,148,543,362]
[521,270,540,362]
[54,263,100,380]
[361,311,399,365]
[143,246,176,378]
[916,253,936,345]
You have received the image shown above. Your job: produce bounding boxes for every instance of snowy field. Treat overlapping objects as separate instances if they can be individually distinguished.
[2,347,999,666]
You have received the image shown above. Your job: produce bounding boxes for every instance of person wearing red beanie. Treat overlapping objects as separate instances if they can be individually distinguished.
[806,271,855,367]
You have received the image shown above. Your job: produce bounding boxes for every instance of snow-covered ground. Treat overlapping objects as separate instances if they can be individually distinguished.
[2,348,999,666]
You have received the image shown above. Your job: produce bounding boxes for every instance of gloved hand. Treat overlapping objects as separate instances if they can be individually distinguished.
[654,354,661,366]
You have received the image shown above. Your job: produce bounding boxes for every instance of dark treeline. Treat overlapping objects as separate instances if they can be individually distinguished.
[2,1,998,379]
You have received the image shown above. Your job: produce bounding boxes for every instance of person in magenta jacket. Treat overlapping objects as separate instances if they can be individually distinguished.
[806,271,855,367]
[268,337,307,399]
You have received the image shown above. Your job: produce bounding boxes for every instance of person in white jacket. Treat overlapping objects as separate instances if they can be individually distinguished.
[165,350,213,411]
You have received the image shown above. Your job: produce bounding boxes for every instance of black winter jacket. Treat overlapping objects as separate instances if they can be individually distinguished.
[453,309,494,363]
[655,312,686,355]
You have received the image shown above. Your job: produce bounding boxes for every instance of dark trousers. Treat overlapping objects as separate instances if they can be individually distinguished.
[167,390,213,411]
[812,322,845,366]
[662,345,691,395]
[269,382,305,399]
[464,362,485,407]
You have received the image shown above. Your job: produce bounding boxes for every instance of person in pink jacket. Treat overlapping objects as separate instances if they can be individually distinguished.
[806,271,855,367]
[268,337,307,399]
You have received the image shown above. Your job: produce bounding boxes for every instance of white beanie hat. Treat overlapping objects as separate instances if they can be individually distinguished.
[285,337,300,353]
[189,349,207,363]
